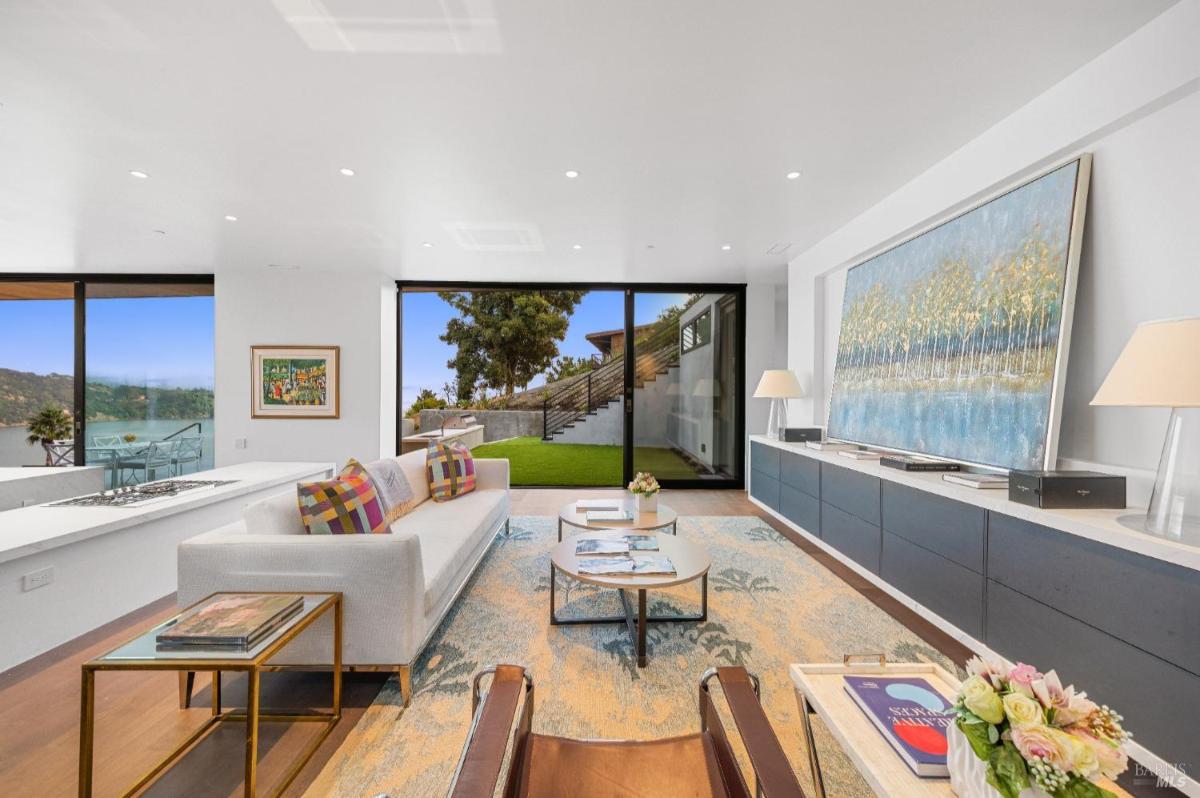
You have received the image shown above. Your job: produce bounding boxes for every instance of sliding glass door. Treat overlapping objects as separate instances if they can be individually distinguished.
[399,283,745,488]
[631,290,743,483]
[0,275,214,485]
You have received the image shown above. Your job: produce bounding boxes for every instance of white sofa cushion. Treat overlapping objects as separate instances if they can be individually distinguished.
[394,487,507,613]
[394,449,431,505]
[244,491,305,535]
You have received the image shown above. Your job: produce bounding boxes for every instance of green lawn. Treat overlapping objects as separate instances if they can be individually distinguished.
[471,436,698,486]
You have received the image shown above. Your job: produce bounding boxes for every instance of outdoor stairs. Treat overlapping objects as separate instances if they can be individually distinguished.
[541,326,679,440]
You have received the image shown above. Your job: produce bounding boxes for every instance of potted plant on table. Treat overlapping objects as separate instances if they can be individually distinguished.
[948,656,1131,798]
[628,472,660,513]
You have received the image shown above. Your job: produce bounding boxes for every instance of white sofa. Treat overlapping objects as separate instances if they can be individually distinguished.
[176,450,510,705]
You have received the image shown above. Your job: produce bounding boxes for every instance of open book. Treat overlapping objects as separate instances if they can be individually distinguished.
[576,555,676,576]
[575,535,660,556]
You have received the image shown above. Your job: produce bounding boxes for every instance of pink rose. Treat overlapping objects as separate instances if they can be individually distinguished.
[1055,692,1099,726]
[1008,663,1043,697]
[1012,725,1072,772]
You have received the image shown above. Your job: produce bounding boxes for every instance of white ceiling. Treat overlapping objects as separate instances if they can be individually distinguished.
[0,0,1175,284]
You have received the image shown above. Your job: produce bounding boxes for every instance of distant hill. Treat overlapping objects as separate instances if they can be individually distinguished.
[0,368,214,427]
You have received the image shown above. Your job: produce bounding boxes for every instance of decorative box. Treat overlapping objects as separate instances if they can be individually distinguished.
[1008,470,1126,509]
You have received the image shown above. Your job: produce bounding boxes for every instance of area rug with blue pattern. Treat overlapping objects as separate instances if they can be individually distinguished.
[304,515,957,797]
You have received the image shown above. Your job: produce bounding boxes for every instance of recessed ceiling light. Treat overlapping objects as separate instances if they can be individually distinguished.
[564,170,579,179]
[339,167,355,176]
[129,170,149,179]
[153,229,166,235]
[721,244,732,251]
[572,244,582,250]
[420,241,434,248]
[786,171,801,180]
[645,244,656,250]
[224,215,238,222]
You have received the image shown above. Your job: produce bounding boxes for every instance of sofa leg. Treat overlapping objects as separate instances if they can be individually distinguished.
[178,671,195,709]
[397,665,412,708]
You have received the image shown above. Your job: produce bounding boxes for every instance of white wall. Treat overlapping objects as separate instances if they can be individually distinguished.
[787,0,1200,501]
[214,268,397,468]
[746,281,789,436]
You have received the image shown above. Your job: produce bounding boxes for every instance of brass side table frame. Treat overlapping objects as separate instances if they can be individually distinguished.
[79,591,343,798]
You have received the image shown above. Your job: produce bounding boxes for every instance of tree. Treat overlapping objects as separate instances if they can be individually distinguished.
[546,355,593,382]
[405,388,446,419]
[25,404,72,465]
[438,290,584,396]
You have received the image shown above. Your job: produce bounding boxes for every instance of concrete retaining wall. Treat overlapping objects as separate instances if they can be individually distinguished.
[417,409,544,442]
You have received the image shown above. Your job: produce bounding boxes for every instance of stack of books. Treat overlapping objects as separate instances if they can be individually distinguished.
[156,594,304,652]
[576,498,621,511]
[574,534,674,575]
[879,454,960,472]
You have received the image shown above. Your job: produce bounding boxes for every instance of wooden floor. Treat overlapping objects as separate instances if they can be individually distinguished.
[0,488,972,798]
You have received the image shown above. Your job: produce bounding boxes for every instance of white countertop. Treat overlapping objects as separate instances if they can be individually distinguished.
[750,435,1200,573]
[402,424,485,441]
[0,466,104,484]
[0,461,334,564]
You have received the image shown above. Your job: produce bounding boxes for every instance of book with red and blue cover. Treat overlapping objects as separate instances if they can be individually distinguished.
[843,675,951,777]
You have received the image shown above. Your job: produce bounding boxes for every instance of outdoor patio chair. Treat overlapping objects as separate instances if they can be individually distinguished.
[91,434,122,447]
[171,436,203,475]
[117,439,179,485]
[42,439,75,466]
[446,664,806,798]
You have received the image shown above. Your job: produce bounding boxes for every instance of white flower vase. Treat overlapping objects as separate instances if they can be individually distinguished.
[948,726,1052,798]
[635,492,657,514]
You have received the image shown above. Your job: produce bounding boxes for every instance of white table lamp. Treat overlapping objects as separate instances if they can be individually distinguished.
[753,370,805,439]
[1092,317,1200,538]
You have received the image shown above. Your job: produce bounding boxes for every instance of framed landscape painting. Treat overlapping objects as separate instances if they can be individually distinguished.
[827,156,1091,471]
[251,345,340,419]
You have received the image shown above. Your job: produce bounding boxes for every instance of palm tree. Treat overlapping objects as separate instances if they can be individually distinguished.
[25,404,72,465]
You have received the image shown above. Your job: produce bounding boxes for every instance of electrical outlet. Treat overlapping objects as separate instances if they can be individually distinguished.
[234,438,248,450]
[22,566,54,592]
[700,443,706,453]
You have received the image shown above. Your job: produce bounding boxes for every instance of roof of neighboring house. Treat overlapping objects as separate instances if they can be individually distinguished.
[585,323,655,354]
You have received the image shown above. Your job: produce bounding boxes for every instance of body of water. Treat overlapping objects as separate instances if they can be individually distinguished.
[828,388,1050,471]
[0,418,215,472]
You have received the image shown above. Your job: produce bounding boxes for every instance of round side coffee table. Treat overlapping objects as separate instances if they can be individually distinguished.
[557,499,678,541]
[549,530,710,668]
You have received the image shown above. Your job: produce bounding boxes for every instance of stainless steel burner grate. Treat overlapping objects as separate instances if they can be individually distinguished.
[50,479,240,507]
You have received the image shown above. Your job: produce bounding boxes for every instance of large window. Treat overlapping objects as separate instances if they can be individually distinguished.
[0,276,214,486]
[399,283,745,488]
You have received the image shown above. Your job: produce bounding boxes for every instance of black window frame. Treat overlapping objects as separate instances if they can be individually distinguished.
[680,307,712,354]
[397,280,747,490]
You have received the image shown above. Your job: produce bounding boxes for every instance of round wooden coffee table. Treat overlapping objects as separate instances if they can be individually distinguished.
[549,530,710,668]
[557,499,678,541]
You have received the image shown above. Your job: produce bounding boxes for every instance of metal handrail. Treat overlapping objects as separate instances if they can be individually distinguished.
[163,421,203,440]
[541,323,681,439]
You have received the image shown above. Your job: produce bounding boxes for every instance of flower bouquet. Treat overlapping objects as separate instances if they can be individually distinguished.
[628,472,660,512]
[948,656,1131,798]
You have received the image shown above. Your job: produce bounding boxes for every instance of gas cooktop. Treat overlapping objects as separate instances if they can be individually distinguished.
[50,479,240,508]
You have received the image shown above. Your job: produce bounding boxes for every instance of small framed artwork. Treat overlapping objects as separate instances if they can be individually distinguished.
[251,345,340,419]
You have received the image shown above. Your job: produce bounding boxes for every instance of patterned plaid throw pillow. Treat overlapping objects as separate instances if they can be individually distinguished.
[297,460,388,534]
[425,440,476,502]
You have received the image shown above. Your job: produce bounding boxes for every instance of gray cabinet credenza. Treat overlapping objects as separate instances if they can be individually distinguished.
[748,436,1200,774]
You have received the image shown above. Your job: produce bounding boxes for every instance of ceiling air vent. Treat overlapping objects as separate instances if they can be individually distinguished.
[443,222,545,252]
[765,242,793,255]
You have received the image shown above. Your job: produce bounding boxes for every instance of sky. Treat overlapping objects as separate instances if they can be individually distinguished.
[0,296,215,388]
[402,290,686,409]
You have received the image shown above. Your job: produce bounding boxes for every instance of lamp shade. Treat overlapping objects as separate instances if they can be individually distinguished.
[1091,317,1200,407]
[753,369,805,399]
